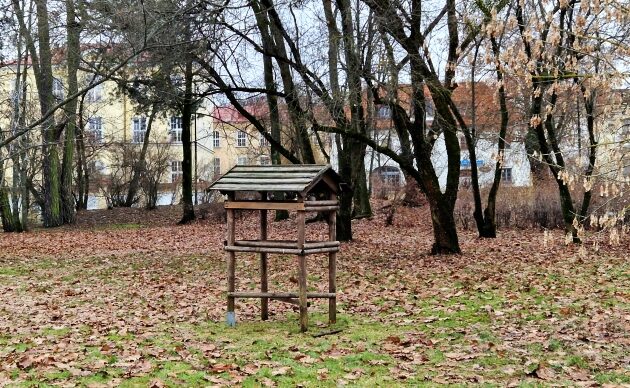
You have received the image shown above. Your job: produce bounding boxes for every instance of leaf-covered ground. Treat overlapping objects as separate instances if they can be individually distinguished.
[0,205,628,387]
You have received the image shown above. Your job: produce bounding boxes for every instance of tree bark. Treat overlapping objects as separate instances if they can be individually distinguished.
[179,58,196,224]
[14,0,63,227]
[253,0,289,221]
[75,95,89,210]
[35,0,62,228]
[337,0,371,221]
[126,102,158,207]
[260,0,315,165]
[60,0,81,224]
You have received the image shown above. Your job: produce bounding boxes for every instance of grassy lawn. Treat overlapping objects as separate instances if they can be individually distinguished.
[0,208,628,386]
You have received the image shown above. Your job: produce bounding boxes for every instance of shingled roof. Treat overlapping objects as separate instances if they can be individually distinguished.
[208,164,343,196]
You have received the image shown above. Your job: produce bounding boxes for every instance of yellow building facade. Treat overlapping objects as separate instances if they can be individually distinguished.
[0,63,216,209]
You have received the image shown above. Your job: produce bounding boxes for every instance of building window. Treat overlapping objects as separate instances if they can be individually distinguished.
[237,156,248,165]
[213,131,220,148]
[171,160,183,183]
[260,133,270,147]
[10,88,23,104]
[53,78,64,100]
[170,116,182,142]
[87,116,103,143]
[376,105,391,119]
[260,155,271,165]
[170,74,184,88]
[86,79,103,102]
[501,167,513,183]
[236,130,247,147]
[459,169,472,188]
[213,158,221,178]
[132,117,147,143]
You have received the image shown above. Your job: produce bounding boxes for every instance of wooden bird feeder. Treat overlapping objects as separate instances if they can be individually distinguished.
[208,164,344,332]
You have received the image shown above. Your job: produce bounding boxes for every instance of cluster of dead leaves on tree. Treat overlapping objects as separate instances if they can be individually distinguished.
[0,203,628,386]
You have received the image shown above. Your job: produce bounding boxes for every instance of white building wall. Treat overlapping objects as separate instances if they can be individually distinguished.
[330,130,532,190]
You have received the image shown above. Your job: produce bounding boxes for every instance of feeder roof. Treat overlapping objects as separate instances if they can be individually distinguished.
[207,164,343,196]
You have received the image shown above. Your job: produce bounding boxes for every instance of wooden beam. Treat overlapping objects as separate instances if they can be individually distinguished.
[230,166,325,172]
[217,184,308,192]
[304,200,339,206]
[297,210,308,332]
[234,240,339,249]
[225,201,305,211]
[226,204,236,327]
[304,206,340,212]
[329,192,337,324]
[224,172,321,179]
[225,245,339,255]
[225,245,302,255]
[219,177,313,184]
[228,292,335,299]
[260,192,268,321]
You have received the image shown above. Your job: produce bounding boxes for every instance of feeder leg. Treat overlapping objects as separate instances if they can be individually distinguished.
[328,252,337,324]
[226,207,236,327]
[298,254,308,332]
[227,251,236,327]
[260,208,268,320]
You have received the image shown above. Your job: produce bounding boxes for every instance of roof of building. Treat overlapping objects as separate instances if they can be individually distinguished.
[207,164,343,196]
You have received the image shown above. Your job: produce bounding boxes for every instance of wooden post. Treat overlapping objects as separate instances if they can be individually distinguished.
[260,192,268,320]
[297,208,308,332]
[226,194,236,327]
[328,193,337,324]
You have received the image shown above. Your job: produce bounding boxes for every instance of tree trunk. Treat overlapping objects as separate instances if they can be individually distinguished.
[60,0,80,224]
[351,145,371,218]
[126,102,158,206]
[477,36,510,238]
[338,0,371,222]
[336,134,353,241]
[0,187,21,232]
[426,194,460,254]
[18,0,63,227]
[259,0,315,165]
[179,58,195,224]
[253,0,289,221]
[577,83,597,221]
[75,96,89,210]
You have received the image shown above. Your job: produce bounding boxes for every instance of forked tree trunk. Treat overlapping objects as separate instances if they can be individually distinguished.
[427,197,460,254]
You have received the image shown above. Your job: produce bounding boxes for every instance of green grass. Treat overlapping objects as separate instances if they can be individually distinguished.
[0,267,27,276]
[1,227,628,387]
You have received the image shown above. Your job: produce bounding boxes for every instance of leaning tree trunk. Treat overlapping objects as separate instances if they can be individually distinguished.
[125,103,158,207]
[179,57,195,224]
[477,36,510,238]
